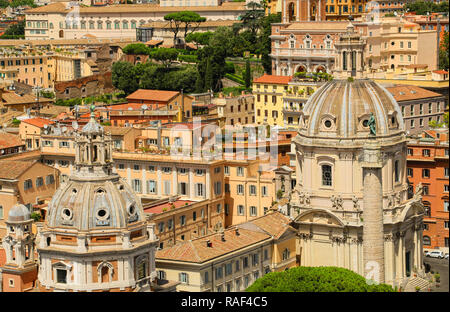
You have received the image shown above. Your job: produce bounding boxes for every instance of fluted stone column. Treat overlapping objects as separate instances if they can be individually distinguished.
[362,142,385,284]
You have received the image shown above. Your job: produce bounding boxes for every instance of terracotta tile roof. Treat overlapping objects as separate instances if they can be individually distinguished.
[103,126,134,136]
[144,200,195,214]
[0,160,35,180]
[253,74,293,85]
[1,92,52,105]
[249,211,293,240]
[433,70,449,74]
[386,85,443,102]
[285,21,349,31]
[156,211,292,263]
[25,3,245,14]
[126,89,179,102]
[21,117,54,128]
[405,64,428,69]
[156,227,271,263]
[0,133,23,149]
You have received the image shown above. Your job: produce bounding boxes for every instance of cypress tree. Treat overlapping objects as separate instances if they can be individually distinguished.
[205,57,213,92]
[244,59,251,88]
[195,66,204,93]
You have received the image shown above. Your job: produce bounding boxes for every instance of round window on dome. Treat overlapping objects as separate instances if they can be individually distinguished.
[61,208,73,220]
[96,208,109,220]
[363,119,369,127]
[128,205,136,216]
[324,120,332,128]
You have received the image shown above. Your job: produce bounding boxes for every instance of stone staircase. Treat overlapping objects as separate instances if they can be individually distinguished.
[404,276,431,292]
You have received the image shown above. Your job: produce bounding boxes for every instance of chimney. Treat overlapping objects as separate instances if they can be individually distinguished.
[206,240,212,247]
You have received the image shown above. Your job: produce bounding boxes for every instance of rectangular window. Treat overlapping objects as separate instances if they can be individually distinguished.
[214,182,222,195]
[133,179,142,193]
[444,167,449,178]
[237,167,244,176]
[444,201,449,212]
[24,179,33,190]
[45,175,54,185]
[407,168,413,177]
[235,260,240,272]
[249,185,256,196]
[215,267,223,279]
[422,169,430,178]
[243,257,249,268]
[444,185,449,193]
[252,254,259,266]
[167,219,173,230]
[36,177,44,187]
[261,186,268,196]
[423,149,431,157]
[158,222,165,233]
[204,271,209,283]
[147,180,157,194]
[179,272,188,284]
[56,269,67,284]
[162,167,171,174]
[250,206,257,217]
[225,263,232,276]
[238,205,244,216]
[163,181,171,195]
[196,183,205,197]
[264,249,269,261]
[134,164,140,171]
[178,182,188,195]
[237,184,244,195]
[180,215,186,226]
[224,166,229,175]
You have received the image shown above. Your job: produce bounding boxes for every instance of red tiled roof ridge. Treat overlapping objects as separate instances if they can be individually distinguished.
[253,74,293,84]
[22,117,55,128]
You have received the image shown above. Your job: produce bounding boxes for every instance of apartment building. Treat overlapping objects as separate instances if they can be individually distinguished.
[24,2,246,41]
[386,85,447,135]
[359,16,439,72]
[0,160,60,237]
[407,130,449,253]
[145,197,225,250]
[325,0,368,20]
[253,74,321,127]
[19,117,55,150]
[214,92,255,127]
[155,211,297,292]
[0,132,25,157]
[0,89,54,113]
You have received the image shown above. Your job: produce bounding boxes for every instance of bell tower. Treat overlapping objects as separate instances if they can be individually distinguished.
[74,104,114,178]
[333,20,366,79]
[1,204,38,292]
[282,0,326,23]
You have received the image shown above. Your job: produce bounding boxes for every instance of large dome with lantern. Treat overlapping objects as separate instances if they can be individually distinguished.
[297,79,405,143]
[45,115,145,231]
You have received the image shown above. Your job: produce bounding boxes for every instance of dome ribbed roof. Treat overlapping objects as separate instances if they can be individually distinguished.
[46,175,144,230]
[8,204,31,222]
[299,79,404,139]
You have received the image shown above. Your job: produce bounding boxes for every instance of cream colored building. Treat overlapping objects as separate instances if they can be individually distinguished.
[24,2,246,41]
[155,211,297,292]
[357,16,439,72]
[288,25,425,288]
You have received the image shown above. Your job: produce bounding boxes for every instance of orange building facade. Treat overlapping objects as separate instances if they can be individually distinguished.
[407,130,449,252]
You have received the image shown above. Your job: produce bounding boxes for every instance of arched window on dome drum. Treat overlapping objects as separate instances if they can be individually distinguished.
[423,236,431,246]
[394,160,400,182]
[101,266,109,283]
[322,165,332,186]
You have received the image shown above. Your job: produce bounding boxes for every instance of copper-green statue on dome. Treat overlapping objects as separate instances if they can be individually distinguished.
[368,112,376,136]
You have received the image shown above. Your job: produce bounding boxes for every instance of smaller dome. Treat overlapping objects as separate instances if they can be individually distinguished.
[81,117,103,135]
[8,204,31,222]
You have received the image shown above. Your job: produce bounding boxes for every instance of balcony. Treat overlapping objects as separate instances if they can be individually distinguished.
[271,48,337,58]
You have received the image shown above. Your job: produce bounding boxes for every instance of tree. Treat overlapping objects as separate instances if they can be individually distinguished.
[122,43,151,55]
[164,11,206,47]
[404,1,449,15]
[30,212,42,222]
[185,31,213,49]
[195,67,204,93]
[429,112,449,129]
[204,57,213,91]
[246,267,395,292]
[439,31,449,71]
[0,20,25,39]
[244,59,252,88]
[237,1,266,38]
[150,48,179,68]
[112,61,140,95]
[260,13,281,74]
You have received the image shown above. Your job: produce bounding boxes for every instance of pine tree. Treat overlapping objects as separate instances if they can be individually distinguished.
[244,59,252,88]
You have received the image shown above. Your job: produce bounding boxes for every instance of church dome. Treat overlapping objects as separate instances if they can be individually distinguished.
[298,79,405,141]
[8,204,31,222]
[46,175,144,230]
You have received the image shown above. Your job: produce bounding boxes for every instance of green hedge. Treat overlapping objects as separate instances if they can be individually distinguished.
[224,73,245,85]
[246,266,395,292]
[178,54,198,63]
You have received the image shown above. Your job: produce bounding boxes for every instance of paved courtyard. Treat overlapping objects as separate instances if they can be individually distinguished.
[424,257,449,292]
